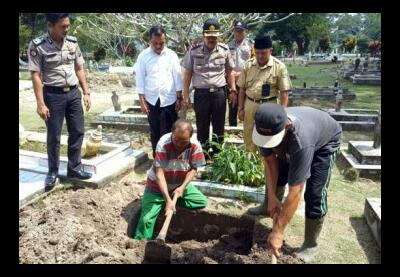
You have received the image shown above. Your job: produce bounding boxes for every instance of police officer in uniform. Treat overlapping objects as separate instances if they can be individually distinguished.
[237,36,292,154]
[182,19,236,157]
[227,20,254,127]
[28,13,92,191]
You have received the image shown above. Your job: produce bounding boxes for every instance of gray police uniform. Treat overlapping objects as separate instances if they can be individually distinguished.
[183,42,234,153]
[227,38,253,126]
[28,33,86,175]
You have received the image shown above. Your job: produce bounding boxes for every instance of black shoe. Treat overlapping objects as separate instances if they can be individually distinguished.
[44,174,59,192]
[67,169,92,180]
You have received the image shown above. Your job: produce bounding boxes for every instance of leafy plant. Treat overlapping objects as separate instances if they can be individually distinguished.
[125,56,134,67]
[204,136,265,188]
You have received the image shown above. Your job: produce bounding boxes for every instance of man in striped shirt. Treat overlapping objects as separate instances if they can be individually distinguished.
[134,119,208,240]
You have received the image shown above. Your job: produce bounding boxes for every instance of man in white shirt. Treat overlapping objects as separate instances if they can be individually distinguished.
[135,26,183,156]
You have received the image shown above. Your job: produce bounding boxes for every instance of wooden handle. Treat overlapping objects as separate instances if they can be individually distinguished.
[271,212,279,264]
[271,253,277,264]
[156,193,179,241]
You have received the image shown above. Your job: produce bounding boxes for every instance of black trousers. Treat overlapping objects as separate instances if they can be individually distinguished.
[147,99,178,156]
[193,87,226,155]
[43,86,84,175]
[276,149,339,219]
[228,85,239,126]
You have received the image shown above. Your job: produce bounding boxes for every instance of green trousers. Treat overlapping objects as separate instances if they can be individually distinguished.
[134,183,208,240]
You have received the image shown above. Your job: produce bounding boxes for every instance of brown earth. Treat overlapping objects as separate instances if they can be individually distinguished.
[19,170,304,264]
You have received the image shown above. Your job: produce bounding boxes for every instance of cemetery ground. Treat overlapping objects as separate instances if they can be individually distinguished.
[19,63,381,264]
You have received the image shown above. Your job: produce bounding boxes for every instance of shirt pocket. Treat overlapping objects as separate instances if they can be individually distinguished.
[66,53,76,64]
[44,53,59,65]
[245,74,255,88]
[210,58,225,70]
[267,74,278,88]
[194,58,205,72]
[240,48,250,61]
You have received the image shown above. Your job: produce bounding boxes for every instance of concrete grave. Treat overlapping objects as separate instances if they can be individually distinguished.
[364,198,381,249]
[350,74,381,85]
[19,131,148,188]
[339,110,381,179]
[290,86,356,101]
[323,108,379,132]
[92,105,150,132]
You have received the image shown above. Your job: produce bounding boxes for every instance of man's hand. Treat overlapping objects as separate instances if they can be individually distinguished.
[267,194,282,217]
[83,94,91,111]
[238,109,245,121]
[173,186,185,199]
[182,97,192,110]
[139,98,149,114]
[267,230,284,257]
[175,100,182,112]
[229,93,237,108]
[37,104,50,120]
[165,198,176,216]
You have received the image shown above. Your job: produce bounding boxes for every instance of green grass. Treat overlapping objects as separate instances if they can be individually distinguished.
[19,71,31,80]
[20,140,68,156]
[287,62,381,110]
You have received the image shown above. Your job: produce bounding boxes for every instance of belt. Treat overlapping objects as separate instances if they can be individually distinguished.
[194,86,225,93]
[44,85,78,93]
[246,96,277,104]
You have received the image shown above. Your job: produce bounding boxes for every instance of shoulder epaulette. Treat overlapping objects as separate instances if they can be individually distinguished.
[66,35,77,43]
[32,36,46,46]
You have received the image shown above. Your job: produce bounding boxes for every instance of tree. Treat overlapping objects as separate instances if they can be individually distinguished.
[19,16,31,57]
[111,13,300,55]
[306,17,330,52]
[72,13,138,61]
[262,13,327,55]
[357,36,370,53]
[363,13,381,40]
[342,36,357,53]
[19,13,47,57]
[319,38,331,52]
[368,40,381,56]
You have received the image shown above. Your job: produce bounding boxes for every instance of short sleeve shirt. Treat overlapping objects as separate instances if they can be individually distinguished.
[182,42,234,88]
[259,107,342,185]
[27,33,85,87]
[237,56,292,100]
[146,133,206,193]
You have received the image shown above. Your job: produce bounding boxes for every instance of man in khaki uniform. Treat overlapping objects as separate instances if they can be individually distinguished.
[227,20,254,126]
[237,36,292,153]
[28,13,92,191]
[182,18,236,157]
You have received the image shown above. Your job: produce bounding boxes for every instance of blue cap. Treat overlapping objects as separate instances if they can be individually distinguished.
[234,20,248,30]
[203,18,221,37]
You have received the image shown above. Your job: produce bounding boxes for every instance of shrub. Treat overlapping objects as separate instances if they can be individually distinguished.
[205,139,265,188]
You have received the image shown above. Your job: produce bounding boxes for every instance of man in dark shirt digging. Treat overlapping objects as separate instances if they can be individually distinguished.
[250,103,342,262]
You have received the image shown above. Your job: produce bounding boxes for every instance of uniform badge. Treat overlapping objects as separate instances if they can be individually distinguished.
[209,25,215,31]
[67,44,76,54]
[30,49,37,57]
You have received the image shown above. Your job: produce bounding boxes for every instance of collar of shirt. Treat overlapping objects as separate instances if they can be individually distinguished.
[234,38,247,47]
[203,43,218,54]
[46,32,65,50]
[150,46,167,56]
[253,55,274,69]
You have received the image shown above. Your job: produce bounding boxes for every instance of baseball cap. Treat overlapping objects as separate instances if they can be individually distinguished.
[252,103,288,148]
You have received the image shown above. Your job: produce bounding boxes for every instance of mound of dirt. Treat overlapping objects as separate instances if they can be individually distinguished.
[19,175,304,264]
[19,179,147,264]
